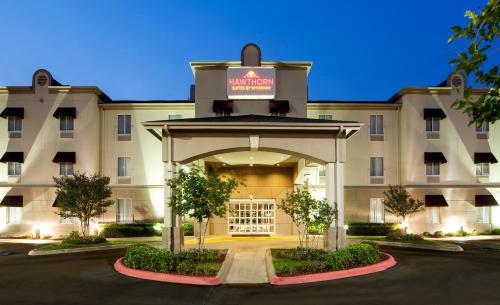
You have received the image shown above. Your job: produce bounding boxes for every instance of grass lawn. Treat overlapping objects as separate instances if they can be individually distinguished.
[36,240,156,251]
[348,236,458,248]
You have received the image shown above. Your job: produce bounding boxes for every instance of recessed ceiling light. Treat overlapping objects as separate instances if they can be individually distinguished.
[249,163,254,167]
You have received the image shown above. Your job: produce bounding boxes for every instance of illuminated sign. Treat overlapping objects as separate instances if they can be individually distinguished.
[227,67,276,99]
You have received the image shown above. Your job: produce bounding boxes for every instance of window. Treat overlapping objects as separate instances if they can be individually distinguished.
[426,163,440,176]
[117,157,131,177]
[215,111,231,117]
[476,163,490,177]
[318,114,333,120]
[60,116,74,132]
[60,210,73,224]
[7,207,22,224]
[370,157,384,177]
[369,198,385,223]
[117,115,131,135]
[7,162,21,176]
[426,117,440,132]
[426,207,441,224]
[60,163,74,176]
[317,165,326,184]
[117,198,133,223]
[476,122,489,133]
[8,117,22,132]
[168,114,182,120]
[476,206,490,224]
[369,115,383,135]
[271,112,286,117]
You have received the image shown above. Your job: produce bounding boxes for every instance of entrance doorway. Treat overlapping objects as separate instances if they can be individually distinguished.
[228,200,275,234]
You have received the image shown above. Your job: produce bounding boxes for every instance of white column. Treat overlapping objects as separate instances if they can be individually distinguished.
[325,161,346,250]
[163,161,182,252]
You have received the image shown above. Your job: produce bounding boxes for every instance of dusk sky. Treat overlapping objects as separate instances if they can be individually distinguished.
[0,0,485,101]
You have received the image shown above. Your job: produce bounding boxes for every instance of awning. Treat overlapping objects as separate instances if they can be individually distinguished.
[0,107,24,119]
[424,152,447,164]
[52,152,76,163]
[0,196,23,207]
[475,195,498,207]
[270,100,290,113]
[52,195,61,208]
[425,195,448,207]
[53,107,76,118]
[474,152,498,164]
[423,108,446,120]
[0,152,24,163]
[212,100,233,112]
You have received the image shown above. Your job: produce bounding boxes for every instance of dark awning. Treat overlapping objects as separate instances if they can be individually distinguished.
[0,107,24,119]
[0,196,23,207]
[424,152,447,164]
[212,100,233,112]
[425,195,448,207]
[474,152,498,164]
[52,195,60,208]
[270,100,290,113]
[52,152,76,163]
[0,152,24,163]
[423,108,446,120]
[53,107,76,118]
[475,195,498,207]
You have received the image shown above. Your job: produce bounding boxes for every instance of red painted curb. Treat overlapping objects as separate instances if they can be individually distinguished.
[114,257,221,286]
[271,252,397,285]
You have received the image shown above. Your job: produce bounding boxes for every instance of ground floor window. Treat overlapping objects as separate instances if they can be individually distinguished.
[426,162,440,176]
[476,207,490,224]
[7,207,22,224]
[59,210,74,224]
[228,200,275,234]
[369,198,384,223]
[60,162,74,176]
[117,198,133,223]
[476,163,490,177]
[426,207,441,224]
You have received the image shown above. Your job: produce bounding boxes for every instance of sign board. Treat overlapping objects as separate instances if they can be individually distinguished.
[227,67,276,99]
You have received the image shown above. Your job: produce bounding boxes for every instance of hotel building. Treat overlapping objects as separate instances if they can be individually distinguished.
[0,44,498,247]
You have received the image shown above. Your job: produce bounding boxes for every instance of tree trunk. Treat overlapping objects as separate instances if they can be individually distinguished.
[197,220,203,251]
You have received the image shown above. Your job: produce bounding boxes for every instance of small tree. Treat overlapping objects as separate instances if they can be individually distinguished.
[167,166,238,250]
[54,172,113,236]
[383,185,424,233]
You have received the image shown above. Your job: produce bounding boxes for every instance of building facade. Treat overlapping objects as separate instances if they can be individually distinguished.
[0,44,498,243]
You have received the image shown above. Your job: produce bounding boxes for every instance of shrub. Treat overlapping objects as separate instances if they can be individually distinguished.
[62,231,107,245]
[347,223,397,236]
[307,224,326,235]
[276,248,328,261]
[386,231,423,241]
[100,223,159,238]
[487,228,500,235]
[433,230,444,237]
[183,223,194,236]
[325,243,380,271]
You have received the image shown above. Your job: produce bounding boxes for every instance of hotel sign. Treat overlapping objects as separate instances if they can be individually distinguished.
[227,67,276,99]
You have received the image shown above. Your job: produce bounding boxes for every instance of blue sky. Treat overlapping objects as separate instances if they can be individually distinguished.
[0,0,485,101]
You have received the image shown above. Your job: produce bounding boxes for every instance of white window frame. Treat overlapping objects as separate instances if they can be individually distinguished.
[318,114,333,120]
[369,115,384,135]
[117,114,131,136]
[60,162,74,176]
[7,207,22,224]
[476,206,490,224]
[476,162,490,177]
[168,114,182,120]
[117,157,131,177]
[476,122,489,134]
[425,117,440,133]
[369,198,385,223]
[7,162,21,176]
[8,116,22,133]
[426,162,440,176]
[370,157,384,177]
[426,207,441,224]
[59,210,74,224]
[59,116,74,132]
[117,198,133,223]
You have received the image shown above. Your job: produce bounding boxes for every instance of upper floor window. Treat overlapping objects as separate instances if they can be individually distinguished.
[426,117,440,133]
[60,162,74,176]
[117,157,131,177]
[476,163,490,177]
[370,157,384,177]
[7,162,21,176]
[426,163,440,176]
[318,114,333,120]
[369,115,383,135]
[8,117,22,133]
[215,111,231,117]
[369,198,385,223]
[168,114,182,120]
[117,115,131,136]
[476,122,489,133]
[60,116,74,132]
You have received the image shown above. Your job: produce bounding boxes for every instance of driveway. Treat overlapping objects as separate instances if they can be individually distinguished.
[1,239,499,305]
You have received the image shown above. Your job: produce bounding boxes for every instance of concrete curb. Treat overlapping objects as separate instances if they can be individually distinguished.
[217,249,235,284]
[366,240,463,252]
[28,243,132,256]
[270,252,397,285]
[265,248,276,282]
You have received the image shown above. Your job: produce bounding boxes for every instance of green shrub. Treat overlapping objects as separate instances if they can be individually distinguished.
[62,231,107,245]
[100,223,160,238]
[386,231,423,241]
[276,248,328,261]
[433,230,444,237]
[486,228,500,235]
[307,224,326,235]
[183,223,194,236]
[347,223,397,236]
[325,243,380,271]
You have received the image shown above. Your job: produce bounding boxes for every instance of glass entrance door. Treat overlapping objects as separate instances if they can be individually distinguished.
[228,200,275,234]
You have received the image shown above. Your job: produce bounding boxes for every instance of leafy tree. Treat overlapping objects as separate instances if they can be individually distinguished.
[167,166,239,250]
[383,185,424,233]
[54,172,113,236]
[448,0,499,125]
[279,186,336,249]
